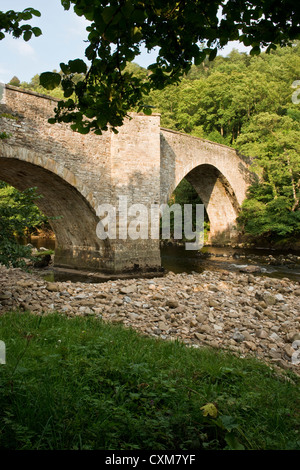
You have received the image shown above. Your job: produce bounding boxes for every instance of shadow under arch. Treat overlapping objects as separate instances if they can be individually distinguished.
[183,163,240,244]
[0,154,113,272]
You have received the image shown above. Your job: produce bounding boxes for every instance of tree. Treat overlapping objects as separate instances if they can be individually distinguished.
[0,182,48,268]
[236,113,300,241]
[0,7,42,41]
[35,0,300,134]
[9,76,21,87]
[1,1,300,134]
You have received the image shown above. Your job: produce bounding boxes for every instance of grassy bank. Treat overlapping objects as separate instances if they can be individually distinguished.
[0,311,299,450]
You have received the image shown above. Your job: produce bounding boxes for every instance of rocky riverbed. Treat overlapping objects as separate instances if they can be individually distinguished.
[0,263,300,375]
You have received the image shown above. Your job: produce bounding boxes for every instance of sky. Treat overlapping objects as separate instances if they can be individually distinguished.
[0,1,251,84]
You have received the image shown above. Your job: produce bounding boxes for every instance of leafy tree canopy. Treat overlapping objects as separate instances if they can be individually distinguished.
[2,1,299,134]
[0,7,41,41]
[236,113,300,241]
[0,182,48,268]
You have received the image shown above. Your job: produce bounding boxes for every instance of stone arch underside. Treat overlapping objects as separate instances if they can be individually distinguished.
[0,155,113,272]
[160,130,250,244]
[184,164,241,243]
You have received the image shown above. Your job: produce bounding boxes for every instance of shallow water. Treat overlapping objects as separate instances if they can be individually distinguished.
[29,237,300,283]
[161,245,300,282]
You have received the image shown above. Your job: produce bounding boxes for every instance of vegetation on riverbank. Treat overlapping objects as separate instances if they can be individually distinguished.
[0,311,299,450]
[0,182,50,268]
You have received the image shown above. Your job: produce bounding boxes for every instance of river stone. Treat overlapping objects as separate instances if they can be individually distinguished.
[283,344,296,358]
[158,321,168,331]
[239,265,262,273]
[256,329,268,339]
[213,324,223,331]
[0,293,12,300]
[16,280,34,288]
[286,331,300,342]
[232,331,245,342]
[127,312,139,320]
[270,332,281,342]
[86,308,96,315]
[166,299,179,308]
[95,292,107,298]
[275,293,285,302]
[263,294,277,306]
[244,341,257,351]
[241,331,254,342]
[120,285,137,294]
[194,332,206,341]
[196,313,207,323]
[209,299,219,308]
[46,282,60,292]
[173,306,186,314]
[198,324,211,335]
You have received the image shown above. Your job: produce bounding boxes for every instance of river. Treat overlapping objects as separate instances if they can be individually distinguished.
[28,237,300,283]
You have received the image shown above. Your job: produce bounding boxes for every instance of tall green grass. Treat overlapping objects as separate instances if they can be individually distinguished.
[0,311,299,450]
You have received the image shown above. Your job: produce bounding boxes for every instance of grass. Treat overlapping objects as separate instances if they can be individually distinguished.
[32,250,54,257]
[0,311,299,450]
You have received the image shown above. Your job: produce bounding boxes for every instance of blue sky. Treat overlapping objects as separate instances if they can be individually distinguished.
[0,1,250,84]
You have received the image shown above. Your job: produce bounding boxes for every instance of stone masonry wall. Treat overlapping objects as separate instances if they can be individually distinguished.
[160,128,252,242]
[0,85,163,273]
[0,85,252,272]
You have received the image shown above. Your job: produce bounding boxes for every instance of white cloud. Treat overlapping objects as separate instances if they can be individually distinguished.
[8,37,36,59]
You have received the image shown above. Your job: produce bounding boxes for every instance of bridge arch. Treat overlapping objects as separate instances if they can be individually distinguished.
[0,142,112,271]
[160,129,252,243]
[183,163,240,243]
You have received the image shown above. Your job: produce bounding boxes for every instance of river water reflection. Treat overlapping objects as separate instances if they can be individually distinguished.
[29,237,300,283]
[161,245,300,282]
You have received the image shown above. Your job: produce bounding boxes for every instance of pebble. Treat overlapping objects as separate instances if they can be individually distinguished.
[0,264,299,374]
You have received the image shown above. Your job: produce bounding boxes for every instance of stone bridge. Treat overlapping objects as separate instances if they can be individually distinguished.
[0,84,252,275]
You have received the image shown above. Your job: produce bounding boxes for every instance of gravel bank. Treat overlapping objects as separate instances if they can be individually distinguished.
[1,264,300,374]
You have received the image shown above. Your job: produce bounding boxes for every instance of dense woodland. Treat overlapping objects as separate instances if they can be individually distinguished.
[1,43,300,265]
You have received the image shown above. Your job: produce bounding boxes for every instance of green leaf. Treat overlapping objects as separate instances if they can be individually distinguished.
[32,27,42,37]
[61,0,71,10]
[220,415,239,431]
[131,9,147,23]
[24,8,41,17]
[200,403,218,418]
[71,122,90,134]
[23,30,32,42]
[63,87,74,98]
[250,45,261,56]
[60,62,71,74]
[143,107,152,116]
[40,72,61,90]
[208,48,218,61]
[102,6,116,24]
[225,432,245,450]
[68,59,88,74]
